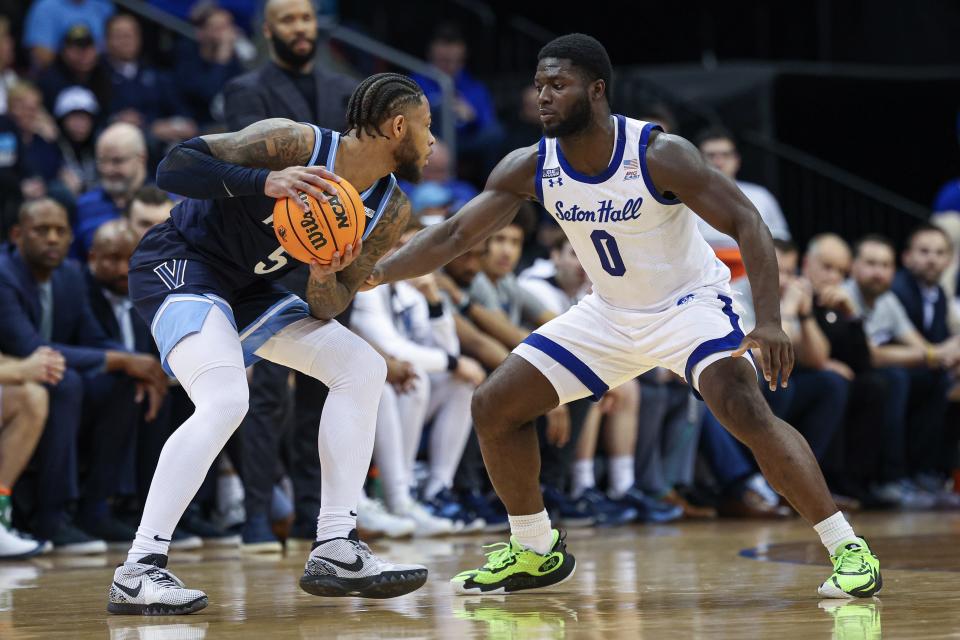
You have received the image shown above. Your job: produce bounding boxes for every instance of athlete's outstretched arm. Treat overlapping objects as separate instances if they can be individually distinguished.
[156,118,338,208]
[366,146,539,287]
[306,189,411,320]
[646,131,794,390]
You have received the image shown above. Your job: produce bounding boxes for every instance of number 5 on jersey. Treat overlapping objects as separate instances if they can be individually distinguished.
[255,214,290,274]
[591,230,626,277]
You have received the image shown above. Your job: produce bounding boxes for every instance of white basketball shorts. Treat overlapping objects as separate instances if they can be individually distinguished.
[513,287,757,404]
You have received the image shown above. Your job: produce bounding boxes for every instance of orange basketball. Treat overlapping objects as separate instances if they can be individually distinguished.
[273,179,366,265]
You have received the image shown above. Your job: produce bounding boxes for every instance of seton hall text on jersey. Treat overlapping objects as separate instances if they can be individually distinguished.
[553,198,644,224]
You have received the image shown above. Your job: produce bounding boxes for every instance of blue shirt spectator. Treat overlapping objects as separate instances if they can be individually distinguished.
[409,25,503,178]
[409,27,499,139]
[72,122,148,259]
[23,0,115,69]
[74,187,121,259]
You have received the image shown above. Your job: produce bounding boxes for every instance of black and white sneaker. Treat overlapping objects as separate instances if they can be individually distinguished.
[107,554,208,615]
[299,529,427,599]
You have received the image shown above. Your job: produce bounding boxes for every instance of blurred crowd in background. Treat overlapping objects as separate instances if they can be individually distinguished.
[0,0,958,559]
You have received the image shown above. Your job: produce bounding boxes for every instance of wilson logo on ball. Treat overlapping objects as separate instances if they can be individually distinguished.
[299,209,328,250]
[272,178,366,265]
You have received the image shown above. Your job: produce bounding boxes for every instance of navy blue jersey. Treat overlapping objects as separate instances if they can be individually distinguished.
[169,124,397,283]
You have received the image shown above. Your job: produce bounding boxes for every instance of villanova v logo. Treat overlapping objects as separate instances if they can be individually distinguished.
[153,260,187,290]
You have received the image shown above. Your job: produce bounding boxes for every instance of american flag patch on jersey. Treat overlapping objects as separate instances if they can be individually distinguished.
[622,159,639,170]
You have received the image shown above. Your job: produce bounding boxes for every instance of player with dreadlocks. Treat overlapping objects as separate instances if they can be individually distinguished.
[106,73,434,615]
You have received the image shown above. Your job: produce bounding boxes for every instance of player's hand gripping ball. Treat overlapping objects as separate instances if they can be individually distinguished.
[273,178,366,264]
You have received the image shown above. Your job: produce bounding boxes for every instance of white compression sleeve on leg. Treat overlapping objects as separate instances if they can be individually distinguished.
[127,306,248,563]
[256,318,386,540]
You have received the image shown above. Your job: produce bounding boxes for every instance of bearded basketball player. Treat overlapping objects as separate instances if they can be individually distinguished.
[107,73,435,615]
[366,35,882,600]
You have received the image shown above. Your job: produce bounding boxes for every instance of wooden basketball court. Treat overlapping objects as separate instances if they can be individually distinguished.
[2,511,958,639]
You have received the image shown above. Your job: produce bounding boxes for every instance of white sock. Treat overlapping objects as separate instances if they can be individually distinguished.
[608,455,635,499]
[509,509,553,555]
[571,459,595,499]
[425,375,474,501]
[814,511,859,555]
[316,507,357,541]
[127,308,249,564]
[256,319,387,542]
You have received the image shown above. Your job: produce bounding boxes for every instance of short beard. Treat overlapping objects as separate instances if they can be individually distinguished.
[542,93,592,139]
[270,32,317,70]
[102,177,133,198]
[393,137,422,183]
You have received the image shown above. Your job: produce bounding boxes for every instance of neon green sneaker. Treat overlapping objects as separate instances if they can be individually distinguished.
[450,529,576,595]
[818,537,882,598]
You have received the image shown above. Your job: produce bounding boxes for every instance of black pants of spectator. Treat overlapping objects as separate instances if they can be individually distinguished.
[763,369,850,461]
[826,370,890,493]
[76,372,143,525]
[538,398,592,492]
[240,360,326,528]
[879,367,951,478]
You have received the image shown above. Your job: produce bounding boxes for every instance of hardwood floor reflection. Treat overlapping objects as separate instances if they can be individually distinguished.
[1,511,958,639]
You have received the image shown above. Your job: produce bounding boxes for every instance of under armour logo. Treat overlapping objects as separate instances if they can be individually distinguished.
[548,177,564,188]
[153,259,187,290]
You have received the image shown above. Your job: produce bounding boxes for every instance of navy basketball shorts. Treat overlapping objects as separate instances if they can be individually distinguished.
[129,222,309,376]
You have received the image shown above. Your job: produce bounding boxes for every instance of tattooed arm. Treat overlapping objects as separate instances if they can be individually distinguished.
[156,118,339,206]
[202,118,314,169]
[306,189,412,320]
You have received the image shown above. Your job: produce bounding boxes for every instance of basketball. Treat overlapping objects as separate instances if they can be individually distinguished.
[272,179,366,264]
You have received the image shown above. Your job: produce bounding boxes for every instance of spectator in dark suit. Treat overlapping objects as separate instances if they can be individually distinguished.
[73,122,148,259]
[0,198,166,552]
[174,2,244,128]
[103,14,197,147]
[222,0,355,131]
[220,0,357,550]
[891,224,960,498]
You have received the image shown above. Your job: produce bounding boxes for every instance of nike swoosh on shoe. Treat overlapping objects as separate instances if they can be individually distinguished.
[113,581,142,598]
[316,555,363,571]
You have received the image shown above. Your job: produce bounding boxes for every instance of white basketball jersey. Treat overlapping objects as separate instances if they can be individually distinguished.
[536,115,730,312]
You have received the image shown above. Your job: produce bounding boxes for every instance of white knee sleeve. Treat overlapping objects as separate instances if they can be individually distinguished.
[255,317,387,390]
